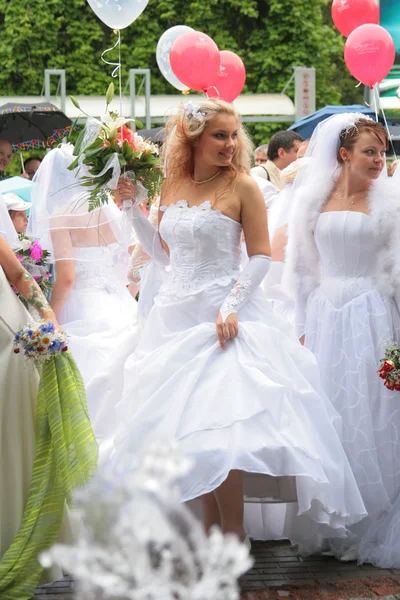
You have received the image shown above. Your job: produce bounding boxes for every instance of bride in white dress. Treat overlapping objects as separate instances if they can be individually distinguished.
[110,99,367,554]
[28,145,140,453]
[284,113,400,561]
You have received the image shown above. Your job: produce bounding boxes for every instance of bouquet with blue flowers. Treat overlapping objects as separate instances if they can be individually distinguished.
[13,321,68,364]
[3,321,97,600]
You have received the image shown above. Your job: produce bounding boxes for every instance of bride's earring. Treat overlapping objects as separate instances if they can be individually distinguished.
[346,161,350,167]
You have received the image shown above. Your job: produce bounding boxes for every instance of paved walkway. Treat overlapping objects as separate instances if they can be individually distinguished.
[33,541,400,600]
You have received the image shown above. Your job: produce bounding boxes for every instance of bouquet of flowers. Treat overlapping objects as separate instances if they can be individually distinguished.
[69,83,163,211]
[15,234,53,297]
[377,342,400,391]
[14,321,68,365]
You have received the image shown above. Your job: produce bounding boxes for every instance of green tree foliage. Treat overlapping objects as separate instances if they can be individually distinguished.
[0,0,362,150]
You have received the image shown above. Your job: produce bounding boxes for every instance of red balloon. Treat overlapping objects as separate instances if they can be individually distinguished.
[170,31,220,92]
[332,0,379,38]
[207,51,246,102]
[344,24,395,87]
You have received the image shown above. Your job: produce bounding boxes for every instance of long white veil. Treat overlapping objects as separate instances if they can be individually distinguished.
[28,144,132,265]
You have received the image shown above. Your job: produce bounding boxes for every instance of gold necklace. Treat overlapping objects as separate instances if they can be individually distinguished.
[189,170,221,185]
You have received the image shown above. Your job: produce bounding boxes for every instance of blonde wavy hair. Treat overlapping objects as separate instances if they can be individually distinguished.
[162,99,253,196]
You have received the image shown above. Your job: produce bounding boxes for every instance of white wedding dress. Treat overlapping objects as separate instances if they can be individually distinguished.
[112,199,367,554]
[58,243,140,453]
[303,211,400,555]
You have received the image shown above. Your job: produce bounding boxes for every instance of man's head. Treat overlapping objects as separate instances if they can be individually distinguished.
[24,156,42,180]
[0,139,12,174]
[4,193,31,234]
[254,144,268,166]
[267,131,303,170]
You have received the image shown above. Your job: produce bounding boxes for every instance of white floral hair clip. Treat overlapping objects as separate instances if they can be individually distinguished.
[182,102,206,122]
[341,113,373,135]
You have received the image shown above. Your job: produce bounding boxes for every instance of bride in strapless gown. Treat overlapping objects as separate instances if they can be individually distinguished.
[108,100,370,554]
[284,113,400,560]
[113,196,368,553]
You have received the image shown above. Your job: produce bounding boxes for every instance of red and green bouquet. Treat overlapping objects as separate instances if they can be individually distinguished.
[378,342,400,391]
[68,83,163,211]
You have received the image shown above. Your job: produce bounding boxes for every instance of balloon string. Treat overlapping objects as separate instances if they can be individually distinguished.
[373,83,397,160]
[372,83,379,122]
[118,30,123,127]
[204,86,219,99]
[101,30,121,79]
[101,29,124,129]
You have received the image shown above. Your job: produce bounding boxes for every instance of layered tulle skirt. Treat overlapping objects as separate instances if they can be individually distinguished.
[59,281,140,453]
[305,280,400,555]
[112,280,367,554]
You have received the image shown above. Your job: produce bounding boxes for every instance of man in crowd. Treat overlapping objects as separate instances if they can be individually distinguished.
[254,144,269,166]
[0,139,12,179]
[251,130,303,191]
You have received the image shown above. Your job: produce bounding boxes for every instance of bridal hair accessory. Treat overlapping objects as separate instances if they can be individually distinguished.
[182,102,206,122]
[339,113,373,140]
[40,440,253,600]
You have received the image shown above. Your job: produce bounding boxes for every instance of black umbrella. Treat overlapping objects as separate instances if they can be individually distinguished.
[139,126,165,145]
[0,102,72,151]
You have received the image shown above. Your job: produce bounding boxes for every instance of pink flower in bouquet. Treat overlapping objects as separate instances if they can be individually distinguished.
[46,272,52,279]
[116,125,136,150]
[16,254,24,262]
[30,241,43,262]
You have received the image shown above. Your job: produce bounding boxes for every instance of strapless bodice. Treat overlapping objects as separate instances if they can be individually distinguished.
[159,200,242,297]
[315,211,378,307]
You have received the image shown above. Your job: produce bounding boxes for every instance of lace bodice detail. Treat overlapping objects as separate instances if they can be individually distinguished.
[71,243,129,292]
[159,200,242,296]
[315,211,378,307]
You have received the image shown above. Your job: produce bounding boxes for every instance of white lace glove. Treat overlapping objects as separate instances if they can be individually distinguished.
[220,255,271,322]
[122,197,169,268]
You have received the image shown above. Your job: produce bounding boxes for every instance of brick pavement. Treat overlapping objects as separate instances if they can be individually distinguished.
[33,541,400,600]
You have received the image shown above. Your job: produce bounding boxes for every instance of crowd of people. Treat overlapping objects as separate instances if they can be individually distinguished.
[1,99,400,595]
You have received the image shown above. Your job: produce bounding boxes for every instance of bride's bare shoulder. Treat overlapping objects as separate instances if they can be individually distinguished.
[235,174,265,205]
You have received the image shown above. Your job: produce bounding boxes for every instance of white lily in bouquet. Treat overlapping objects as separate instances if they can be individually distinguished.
[68,83,163,211]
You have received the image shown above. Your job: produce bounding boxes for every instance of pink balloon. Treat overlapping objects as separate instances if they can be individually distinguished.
[207,51,246,102]
[344,24,395,87]
[332,0,379,38]
[170,31,220,92]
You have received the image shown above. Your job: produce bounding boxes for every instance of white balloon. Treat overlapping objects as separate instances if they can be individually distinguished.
[86,0,149,30]
[156,25,194,91]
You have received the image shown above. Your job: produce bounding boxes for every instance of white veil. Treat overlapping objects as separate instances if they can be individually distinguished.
[282,113,390,301]
[0,193,20,250]
[28,143,132,264]
[289,113,388,213]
